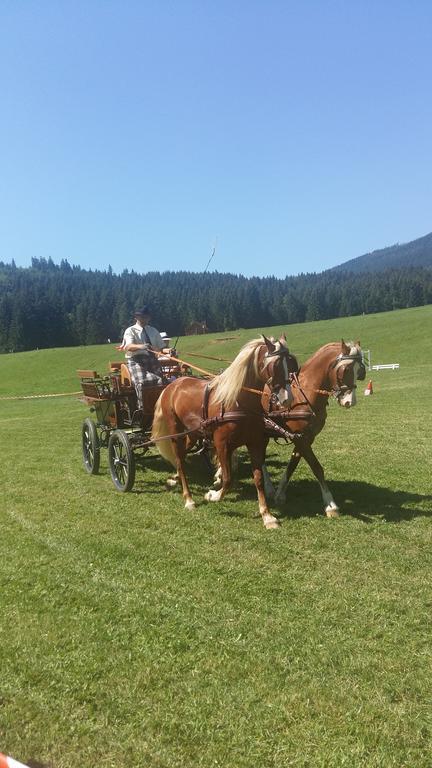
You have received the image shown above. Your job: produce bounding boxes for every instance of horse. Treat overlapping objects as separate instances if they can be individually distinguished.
[264,340,365,517]
[151,336,299,529]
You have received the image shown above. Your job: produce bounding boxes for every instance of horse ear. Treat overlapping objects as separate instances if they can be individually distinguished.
[355,339,361,347]
[341,339,350,354]
[279,333,288,349]
[261,334,276,353]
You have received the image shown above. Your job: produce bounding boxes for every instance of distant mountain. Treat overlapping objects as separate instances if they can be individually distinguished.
[332,231,432,273]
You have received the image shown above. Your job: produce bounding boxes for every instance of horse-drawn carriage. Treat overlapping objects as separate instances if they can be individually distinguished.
[78,358,182,492]
[78,337,365,528]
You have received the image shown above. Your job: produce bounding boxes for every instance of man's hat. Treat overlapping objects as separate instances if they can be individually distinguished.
[133,306,151,317]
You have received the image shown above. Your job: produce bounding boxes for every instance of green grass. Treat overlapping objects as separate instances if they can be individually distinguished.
[1,306,431,767]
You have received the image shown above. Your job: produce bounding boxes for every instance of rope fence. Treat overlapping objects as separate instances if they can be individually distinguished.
[0,392,81,401]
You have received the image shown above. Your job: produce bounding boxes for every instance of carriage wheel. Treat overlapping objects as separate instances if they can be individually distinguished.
[82,418,100,475]
[108,430,136,492]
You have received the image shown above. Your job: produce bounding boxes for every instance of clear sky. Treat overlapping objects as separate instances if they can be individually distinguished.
[1,1,431,277]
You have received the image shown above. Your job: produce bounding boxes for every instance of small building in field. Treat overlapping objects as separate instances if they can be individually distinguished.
[185,321,208,336]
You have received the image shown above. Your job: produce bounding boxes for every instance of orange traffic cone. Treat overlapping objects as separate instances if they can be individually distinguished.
[0,752,31,768]
[364,379,373,396]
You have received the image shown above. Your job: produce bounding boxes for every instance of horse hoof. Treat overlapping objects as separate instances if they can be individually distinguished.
[263,514,281,529]
[185,500,196,511]
[166,477,178,488]
[325,504,340,518]
[205,489,222,502]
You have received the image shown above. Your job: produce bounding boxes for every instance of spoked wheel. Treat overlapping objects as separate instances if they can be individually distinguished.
[82,418,100,475]
[108,430,136,492]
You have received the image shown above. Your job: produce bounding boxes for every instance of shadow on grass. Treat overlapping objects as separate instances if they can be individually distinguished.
[130,451,432,523]
[131,451,214,495]
[272,479,432,523]
[231,456,432,523]
[27,761,51,768]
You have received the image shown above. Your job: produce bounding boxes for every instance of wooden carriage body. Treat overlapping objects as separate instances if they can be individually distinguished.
[77,364,164,431]
[78,357,203,493]
[78,363,168,492]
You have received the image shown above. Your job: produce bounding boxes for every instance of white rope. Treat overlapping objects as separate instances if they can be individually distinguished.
[0,391,81,401]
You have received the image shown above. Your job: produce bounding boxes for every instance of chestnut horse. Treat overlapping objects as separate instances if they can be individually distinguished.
[152,336,298,529]
[264,340,365,516]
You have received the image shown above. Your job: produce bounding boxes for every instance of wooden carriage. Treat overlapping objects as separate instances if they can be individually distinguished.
[78,362,170,492]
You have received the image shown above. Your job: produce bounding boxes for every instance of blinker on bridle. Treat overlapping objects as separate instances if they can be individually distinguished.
[330,351,366,399]
[261,347,299,405]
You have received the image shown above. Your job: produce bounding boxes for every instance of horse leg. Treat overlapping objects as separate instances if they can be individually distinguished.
[213,464,223,489]
[166,473,180,488]
[262,464,275,500]
[299,443,340,517]
[275,445,302,505]
[206,437,231,502]
[156,407,192,499]
[248,443,280,530]
[213,448,238,489]
[171,436,196,510]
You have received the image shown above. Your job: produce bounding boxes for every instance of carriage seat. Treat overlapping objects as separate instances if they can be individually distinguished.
[120,364,131,386]
[109,361,132,387]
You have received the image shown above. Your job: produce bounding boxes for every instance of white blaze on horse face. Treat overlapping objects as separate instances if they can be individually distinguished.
[338,344,361,408]
[275,358,293,406]
[339,365,358,408]
[277,384,292,407]
[339,389,356,408]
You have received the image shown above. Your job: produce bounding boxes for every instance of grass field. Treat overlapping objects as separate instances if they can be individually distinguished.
[1,306,431,767]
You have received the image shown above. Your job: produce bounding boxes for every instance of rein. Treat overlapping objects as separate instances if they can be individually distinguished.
[291,349,364,401]
[156,352,217,378]
[290,372,317,416]
[155,352,278,397]
[149,346,304,447]
[148,344,363,449]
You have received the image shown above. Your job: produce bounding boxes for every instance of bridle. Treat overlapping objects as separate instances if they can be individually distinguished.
[259,346,299,409]
[328,351,366,401]
[250,345,366,444]
[266,348,366,421]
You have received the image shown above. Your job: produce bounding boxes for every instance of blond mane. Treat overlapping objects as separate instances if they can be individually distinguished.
[208,338,264,409]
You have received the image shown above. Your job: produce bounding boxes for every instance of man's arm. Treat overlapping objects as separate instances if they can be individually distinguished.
[123,327,151,353]
[148,328,166,351]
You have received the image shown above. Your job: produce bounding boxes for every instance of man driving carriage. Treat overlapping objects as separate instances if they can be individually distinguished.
[121,306,170,410]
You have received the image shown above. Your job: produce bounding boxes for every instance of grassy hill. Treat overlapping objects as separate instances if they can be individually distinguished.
[1,305,431,768]
[332,230,432,273]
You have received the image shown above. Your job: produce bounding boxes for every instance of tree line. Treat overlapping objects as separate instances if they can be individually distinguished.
[1,257,431,352]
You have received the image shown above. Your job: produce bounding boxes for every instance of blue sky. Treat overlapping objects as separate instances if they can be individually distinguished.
[1,1,431,277]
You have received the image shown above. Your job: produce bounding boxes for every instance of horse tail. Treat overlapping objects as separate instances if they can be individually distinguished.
[152,393,176,467]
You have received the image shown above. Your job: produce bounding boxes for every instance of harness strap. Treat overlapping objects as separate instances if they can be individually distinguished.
[137,425,203,449]
[202,382,211,421]
[262,416,304,442]
[290,372,317,416]
[200,411,251,432]
[330,352,363,371]
[267,409,314,420]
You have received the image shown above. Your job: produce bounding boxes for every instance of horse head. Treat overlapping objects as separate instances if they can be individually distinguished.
[328,339,365,408]
[260,334,299,409]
